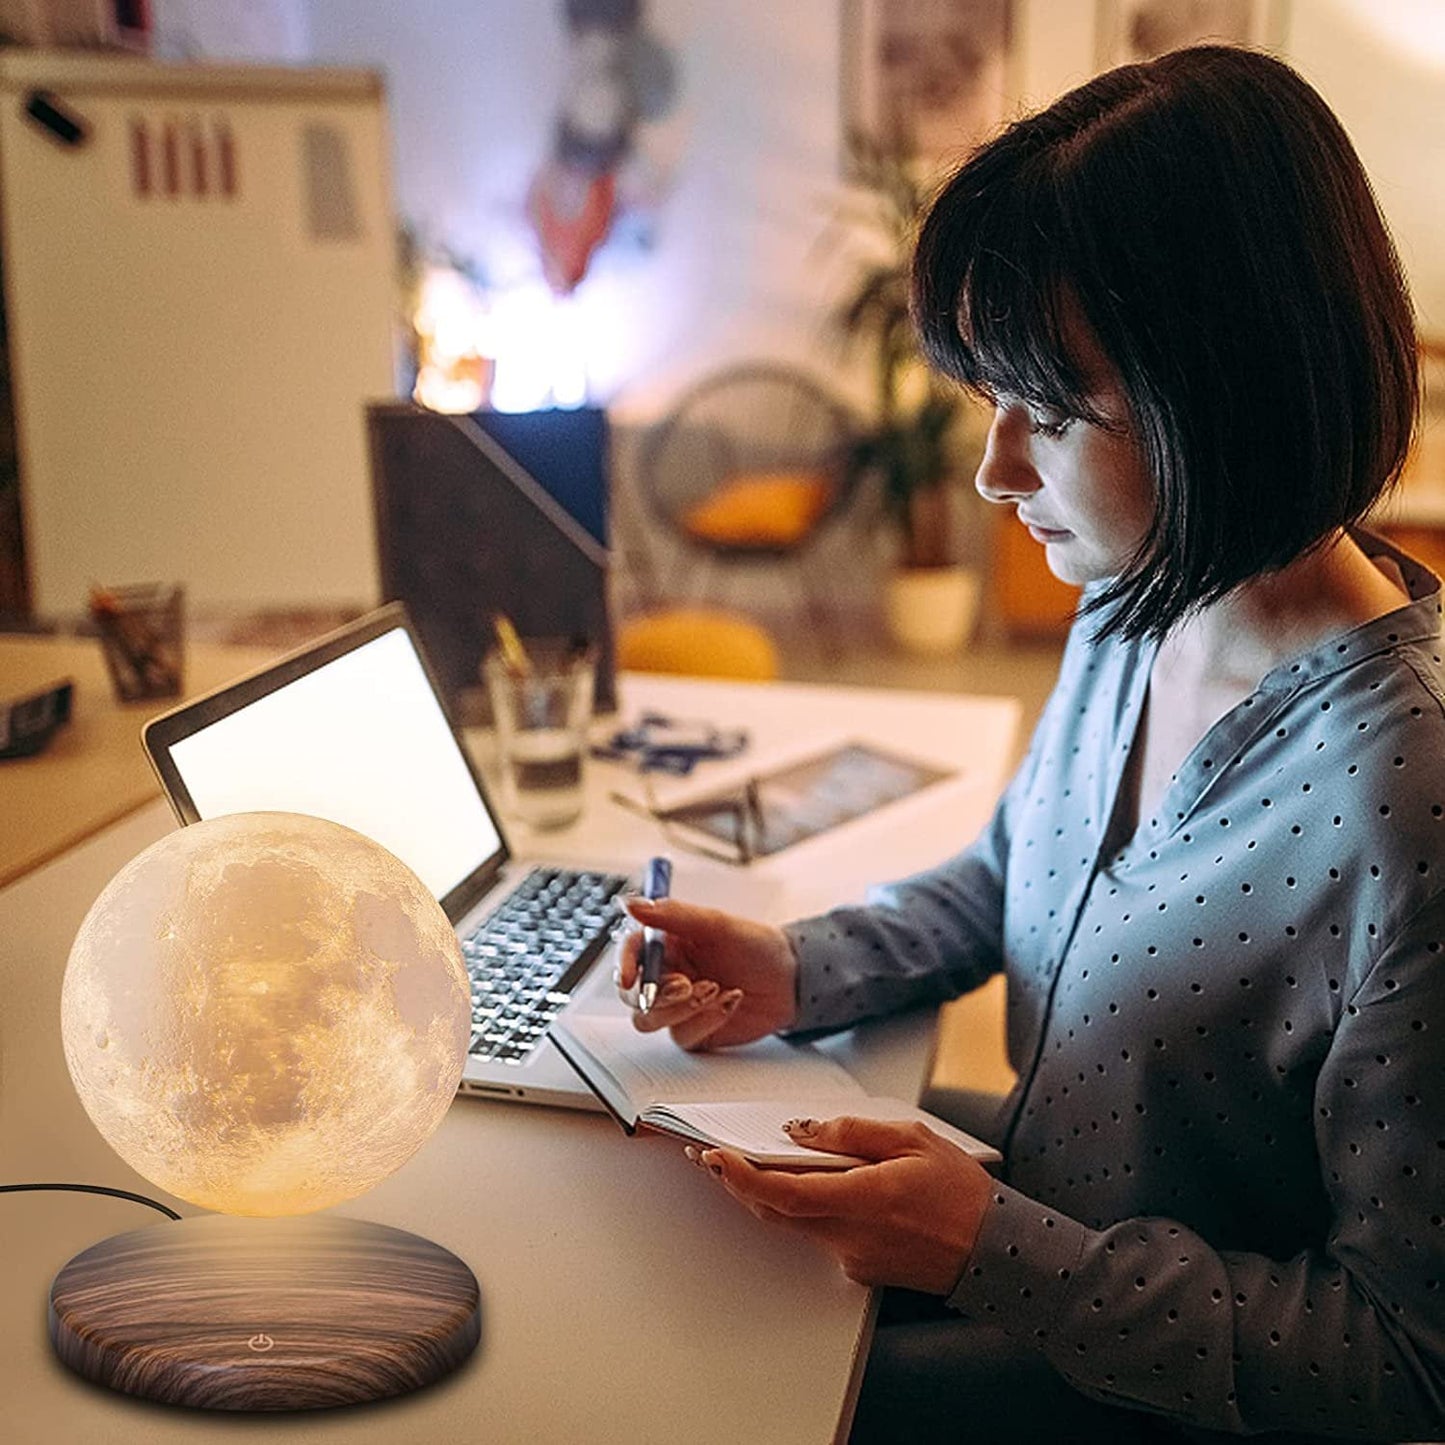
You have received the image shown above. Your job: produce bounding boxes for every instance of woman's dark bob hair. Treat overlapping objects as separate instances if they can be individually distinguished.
[912,45,1418,640]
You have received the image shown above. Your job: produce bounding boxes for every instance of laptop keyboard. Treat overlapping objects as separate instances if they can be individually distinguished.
[461,866,630,1064]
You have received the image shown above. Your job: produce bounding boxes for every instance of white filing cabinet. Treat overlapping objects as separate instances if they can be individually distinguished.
[0,49,397,616]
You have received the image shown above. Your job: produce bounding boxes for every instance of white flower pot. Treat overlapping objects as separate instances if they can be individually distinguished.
[883,565,981,655]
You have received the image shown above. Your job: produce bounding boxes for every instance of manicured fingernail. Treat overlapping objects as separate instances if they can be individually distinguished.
[691,982,719,1007]
[720,989,743,1013]
[660,977,691,1004]
[783,1118,818,1137]
[684,1145,702,1167]
[701,1150,723,1176]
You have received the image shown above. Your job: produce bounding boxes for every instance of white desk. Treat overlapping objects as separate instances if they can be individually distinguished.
[0,671,1019,1444]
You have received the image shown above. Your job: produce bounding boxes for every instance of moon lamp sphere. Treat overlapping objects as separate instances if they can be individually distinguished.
[61,812,471,1217]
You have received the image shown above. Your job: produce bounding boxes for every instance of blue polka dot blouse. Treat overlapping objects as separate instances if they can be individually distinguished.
[784,531,1445,1439]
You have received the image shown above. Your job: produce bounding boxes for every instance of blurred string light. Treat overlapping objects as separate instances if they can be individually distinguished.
[488,283,589,413]
[411,267,596,415]
[411,263,495,414]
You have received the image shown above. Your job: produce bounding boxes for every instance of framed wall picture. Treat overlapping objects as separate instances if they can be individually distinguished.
[841,0,1015,179]
[1095,0,1290,68]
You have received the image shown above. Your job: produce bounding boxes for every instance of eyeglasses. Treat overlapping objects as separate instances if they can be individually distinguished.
[609,740,952,866]
[609,773,767,866]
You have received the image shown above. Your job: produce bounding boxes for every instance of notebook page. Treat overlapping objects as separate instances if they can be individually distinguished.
[560,1011,863,1111]
[646,1097,1001,1166]
[642,1099,869,1166]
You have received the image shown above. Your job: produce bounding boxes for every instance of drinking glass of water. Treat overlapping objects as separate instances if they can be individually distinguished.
[483,641,595,830]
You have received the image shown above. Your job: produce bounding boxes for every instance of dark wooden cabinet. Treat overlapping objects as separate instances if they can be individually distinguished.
[0,247,24,619]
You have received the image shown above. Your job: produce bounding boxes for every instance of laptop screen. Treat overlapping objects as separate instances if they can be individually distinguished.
[162,623,504,902]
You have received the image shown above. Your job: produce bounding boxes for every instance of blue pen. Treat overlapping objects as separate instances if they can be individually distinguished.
[637,855,672,1014]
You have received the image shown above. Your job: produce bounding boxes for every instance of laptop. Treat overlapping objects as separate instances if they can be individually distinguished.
[142,602,631,1111]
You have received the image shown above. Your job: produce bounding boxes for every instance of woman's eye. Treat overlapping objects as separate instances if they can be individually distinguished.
[1026,407,1074,438]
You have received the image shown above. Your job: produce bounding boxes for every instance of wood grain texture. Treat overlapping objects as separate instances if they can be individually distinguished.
[48,1213,481,1411]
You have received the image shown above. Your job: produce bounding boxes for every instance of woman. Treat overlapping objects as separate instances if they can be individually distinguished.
[619,46,1444,1444]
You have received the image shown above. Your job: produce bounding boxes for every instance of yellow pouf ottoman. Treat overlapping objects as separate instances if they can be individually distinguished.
[616,609,779,682]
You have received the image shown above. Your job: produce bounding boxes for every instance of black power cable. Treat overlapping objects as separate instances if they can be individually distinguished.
[0,1183,181,1220]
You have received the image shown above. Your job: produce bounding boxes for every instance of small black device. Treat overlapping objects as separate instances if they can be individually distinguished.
[0,678,73,759]
[23,90,89,148]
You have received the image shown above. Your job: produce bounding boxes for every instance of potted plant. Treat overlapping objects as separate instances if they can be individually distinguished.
[830,133,986,653]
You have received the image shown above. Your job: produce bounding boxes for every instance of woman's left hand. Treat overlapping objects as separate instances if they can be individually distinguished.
[691,1116,995,1293]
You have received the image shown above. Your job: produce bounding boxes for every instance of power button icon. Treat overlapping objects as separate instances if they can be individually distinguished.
[247,1333,275,1352]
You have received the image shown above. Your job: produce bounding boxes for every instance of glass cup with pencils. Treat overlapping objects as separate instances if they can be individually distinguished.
[483,615,595,830]
[89,582,184,702]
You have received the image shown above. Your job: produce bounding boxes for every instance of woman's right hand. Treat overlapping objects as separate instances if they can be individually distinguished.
[616,897,798,1051]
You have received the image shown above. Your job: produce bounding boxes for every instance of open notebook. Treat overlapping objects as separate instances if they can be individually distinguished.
[551,1010,1000,1170]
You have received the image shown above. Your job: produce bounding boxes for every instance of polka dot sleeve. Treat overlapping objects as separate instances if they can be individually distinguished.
[950,891,1445,1439]
[781,825,1009,1035]
[780,621,1081,1037]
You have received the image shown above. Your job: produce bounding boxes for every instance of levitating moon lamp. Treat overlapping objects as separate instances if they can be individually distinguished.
[50,812,480,1410]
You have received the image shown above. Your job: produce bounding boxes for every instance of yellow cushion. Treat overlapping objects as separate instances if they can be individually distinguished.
[680,470,834,548]
[617,609,779,681]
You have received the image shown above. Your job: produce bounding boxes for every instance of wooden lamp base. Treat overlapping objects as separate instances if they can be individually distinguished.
[49,1213,481,1411]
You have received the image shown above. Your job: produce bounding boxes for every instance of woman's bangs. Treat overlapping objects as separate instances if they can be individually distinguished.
[952,202,1098,421]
